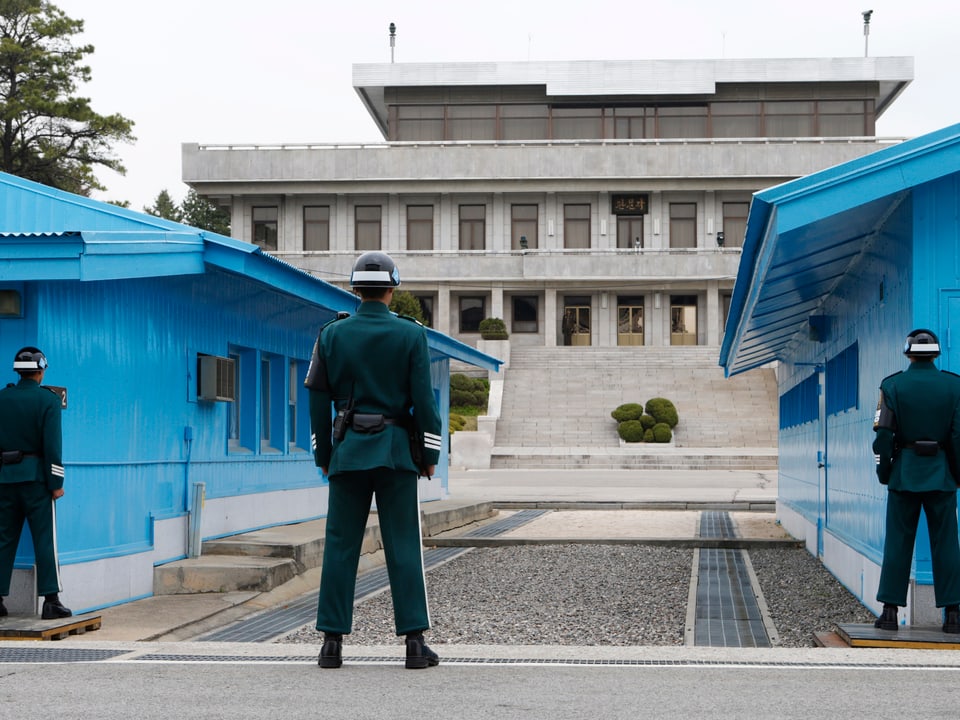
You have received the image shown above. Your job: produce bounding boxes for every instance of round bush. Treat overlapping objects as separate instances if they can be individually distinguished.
[643,427,655,442]
[617,419,645,442]
[611,403,644,422]
[640,414,656,430]
[651,422,673,443]
[451,389,476,407]
[450,373,474,391]
[645,397,679,428]
[479,317,509,340]
[449,413,466,434]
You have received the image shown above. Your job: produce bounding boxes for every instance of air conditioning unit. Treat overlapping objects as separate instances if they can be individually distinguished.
[198,354,235,402]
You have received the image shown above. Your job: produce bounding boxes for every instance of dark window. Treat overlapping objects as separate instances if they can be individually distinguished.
[303,206,329,251]
[512,296,538,333]
[252,207,278,250]
[355,206,381,251]
[459,297,485,333]
[511,204,538,250]
[459,205,486,250]
[552,107,603,139]
[500,105,548,140]
[413,295,434,328]
[448,105,497,140]
[764,101,814,137]
[658,106,707,138]
[563,204,590,249]
[407,205,434,251]
[395,105,443,141]
[711,102,761,138]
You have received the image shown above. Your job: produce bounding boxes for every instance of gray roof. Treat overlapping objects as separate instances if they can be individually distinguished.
[353,57,914,137]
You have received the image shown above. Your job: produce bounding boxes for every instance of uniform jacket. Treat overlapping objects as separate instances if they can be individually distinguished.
[0,378,64,491]
[308,301,442,476]
[873,361,960,492]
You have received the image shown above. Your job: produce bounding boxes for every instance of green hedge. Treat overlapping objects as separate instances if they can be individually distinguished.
[617,419,645,443]
[645,398,679,428]
[611,403,644,422]
[611,399,678,442]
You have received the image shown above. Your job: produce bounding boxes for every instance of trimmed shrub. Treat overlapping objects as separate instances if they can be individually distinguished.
[449,413,466,434]
[451,389,476,407]
[643,427,655,442]
[651,422,673,443]
[617,419,645,443]
[611,403,644,422]
[645,397,679,428]
[479,317,509,340]
[450,374,489,411]
[640,414,657,430]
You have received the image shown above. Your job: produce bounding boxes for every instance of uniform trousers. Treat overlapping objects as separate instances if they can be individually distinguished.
[316,468,429,636]
[877,489,960,607]
[0,481,61,596]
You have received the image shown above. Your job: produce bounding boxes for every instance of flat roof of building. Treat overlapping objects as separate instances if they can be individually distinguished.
[353,57,914,137]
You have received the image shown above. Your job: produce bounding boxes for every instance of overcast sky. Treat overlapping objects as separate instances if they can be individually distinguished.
[52,0,960,211]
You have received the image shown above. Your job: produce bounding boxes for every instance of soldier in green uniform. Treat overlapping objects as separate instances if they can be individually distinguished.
[0,347,71,620]
[306,251,443,669]
[873,329,960,633]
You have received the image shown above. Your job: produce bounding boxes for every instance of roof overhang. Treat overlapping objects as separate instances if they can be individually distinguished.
[720,122,960,376]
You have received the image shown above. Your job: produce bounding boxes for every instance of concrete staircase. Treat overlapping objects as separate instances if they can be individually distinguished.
[153,501,495,595]
[491,346,778,470]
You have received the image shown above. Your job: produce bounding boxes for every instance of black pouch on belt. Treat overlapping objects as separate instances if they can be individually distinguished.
[913,440,940,457]
[351,413,386,434]
[1,450,24,465]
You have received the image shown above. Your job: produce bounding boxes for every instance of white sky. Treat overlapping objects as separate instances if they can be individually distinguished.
[51,0,960,211]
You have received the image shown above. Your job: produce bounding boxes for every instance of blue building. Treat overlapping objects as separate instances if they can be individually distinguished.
[721,123,960,626]
[0,172,499,614]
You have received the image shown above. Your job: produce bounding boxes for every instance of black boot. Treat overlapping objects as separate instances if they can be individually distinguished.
[405,632,439,669]
[0,597,7,617]
[318,633,343,669]
[874,603,898,631]
[41,595,72,620]
[943,605,960,634]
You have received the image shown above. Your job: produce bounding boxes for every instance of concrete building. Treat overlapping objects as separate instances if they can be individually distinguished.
[721,122,960,626]
[0,171,497,614]
[182,56,913,353]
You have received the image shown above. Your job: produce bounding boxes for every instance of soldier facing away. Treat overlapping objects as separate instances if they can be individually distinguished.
[305,251,443,669]
[873,328,960,632]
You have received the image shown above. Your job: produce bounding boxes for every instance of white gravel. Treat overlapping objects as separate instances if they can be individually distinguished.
[277,543,875,648]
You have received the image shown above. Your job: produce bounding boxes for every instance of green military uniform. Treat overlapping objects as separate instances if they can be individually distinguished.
[309,301,442,636]
[873,360,960,608]
[0,378,65,598]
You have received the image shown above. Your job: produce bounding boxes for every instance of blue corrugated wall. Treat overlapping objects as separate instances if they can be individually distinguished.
[779,172,960,591]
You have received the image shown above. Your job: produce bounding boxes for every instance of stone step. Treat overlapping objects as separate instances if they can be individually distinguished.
[152,500,497,595]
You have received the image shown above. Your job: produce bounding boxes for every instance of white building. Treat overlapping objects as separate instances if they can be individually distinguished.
[182,57,912,352]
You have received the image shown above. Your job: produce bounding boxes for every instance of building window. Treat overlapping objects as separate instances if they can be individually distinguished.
[395,105,443,141]
[617,297,644,346]
[448,105,497,141]
[818,100,870,136]
[780,374,819,429]
[406,205,434,250]
[303,206,330,251]
[228,346,257,453]
[669,203,697,249]
[413,295,434,327]
[511,204,538,250]
[459,205,486,250]
[288,360,310,451]
[261,358,271,450]
[355,205,381,251]
[617,216,644,249]
[826,342,859,416]
[670,296,698,345]
[252,207,278,250]
[512,296,538,333]
[552,107,603,139]
[711,102,761,138]
[658,105,708,138]
[612,107,652,139]
[459,296,485,333]
[722,202,749,248]
[764,101,814,137]
[563,204,590,249]
[500,104,548,141]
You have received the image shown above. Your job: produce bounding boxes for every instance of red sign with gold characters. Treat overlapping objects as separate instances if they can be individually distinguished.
[611,194,648,215]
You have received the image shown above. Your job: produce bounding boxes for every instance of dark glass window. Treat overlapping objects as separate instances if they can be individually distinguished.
[252,206,278,250]
[459,296,485,333]
[512,296,538,333]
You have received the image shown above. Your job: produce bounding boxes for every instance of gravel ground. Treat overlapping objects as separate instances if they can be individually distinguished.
[278,544,875,648]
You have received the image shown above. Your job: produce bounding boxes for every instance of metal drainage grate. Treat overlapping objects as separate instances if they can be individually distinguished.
[198,509,548,643]
[0,647,127,664]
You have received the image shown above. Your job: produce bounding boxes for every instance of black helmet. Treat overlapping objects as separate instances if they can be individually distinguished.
[350,251,400,288]
[903,328,941,358]
[13,346,48,374]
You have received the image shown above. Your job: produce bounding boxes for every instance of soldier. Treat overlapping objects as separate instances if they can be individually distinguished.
[873,329,960,633]
[0,347,71,620]
[306,251,443,669]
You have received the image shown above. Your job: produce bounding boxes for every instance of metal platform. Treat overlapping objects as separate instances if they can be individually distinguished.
[0,613,102,641]
[837,623,960,650]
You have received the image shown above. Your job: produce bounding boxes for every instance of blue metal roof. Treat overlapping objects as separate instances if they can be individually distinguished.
[720,123,960,377]
[0,172,500,371]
